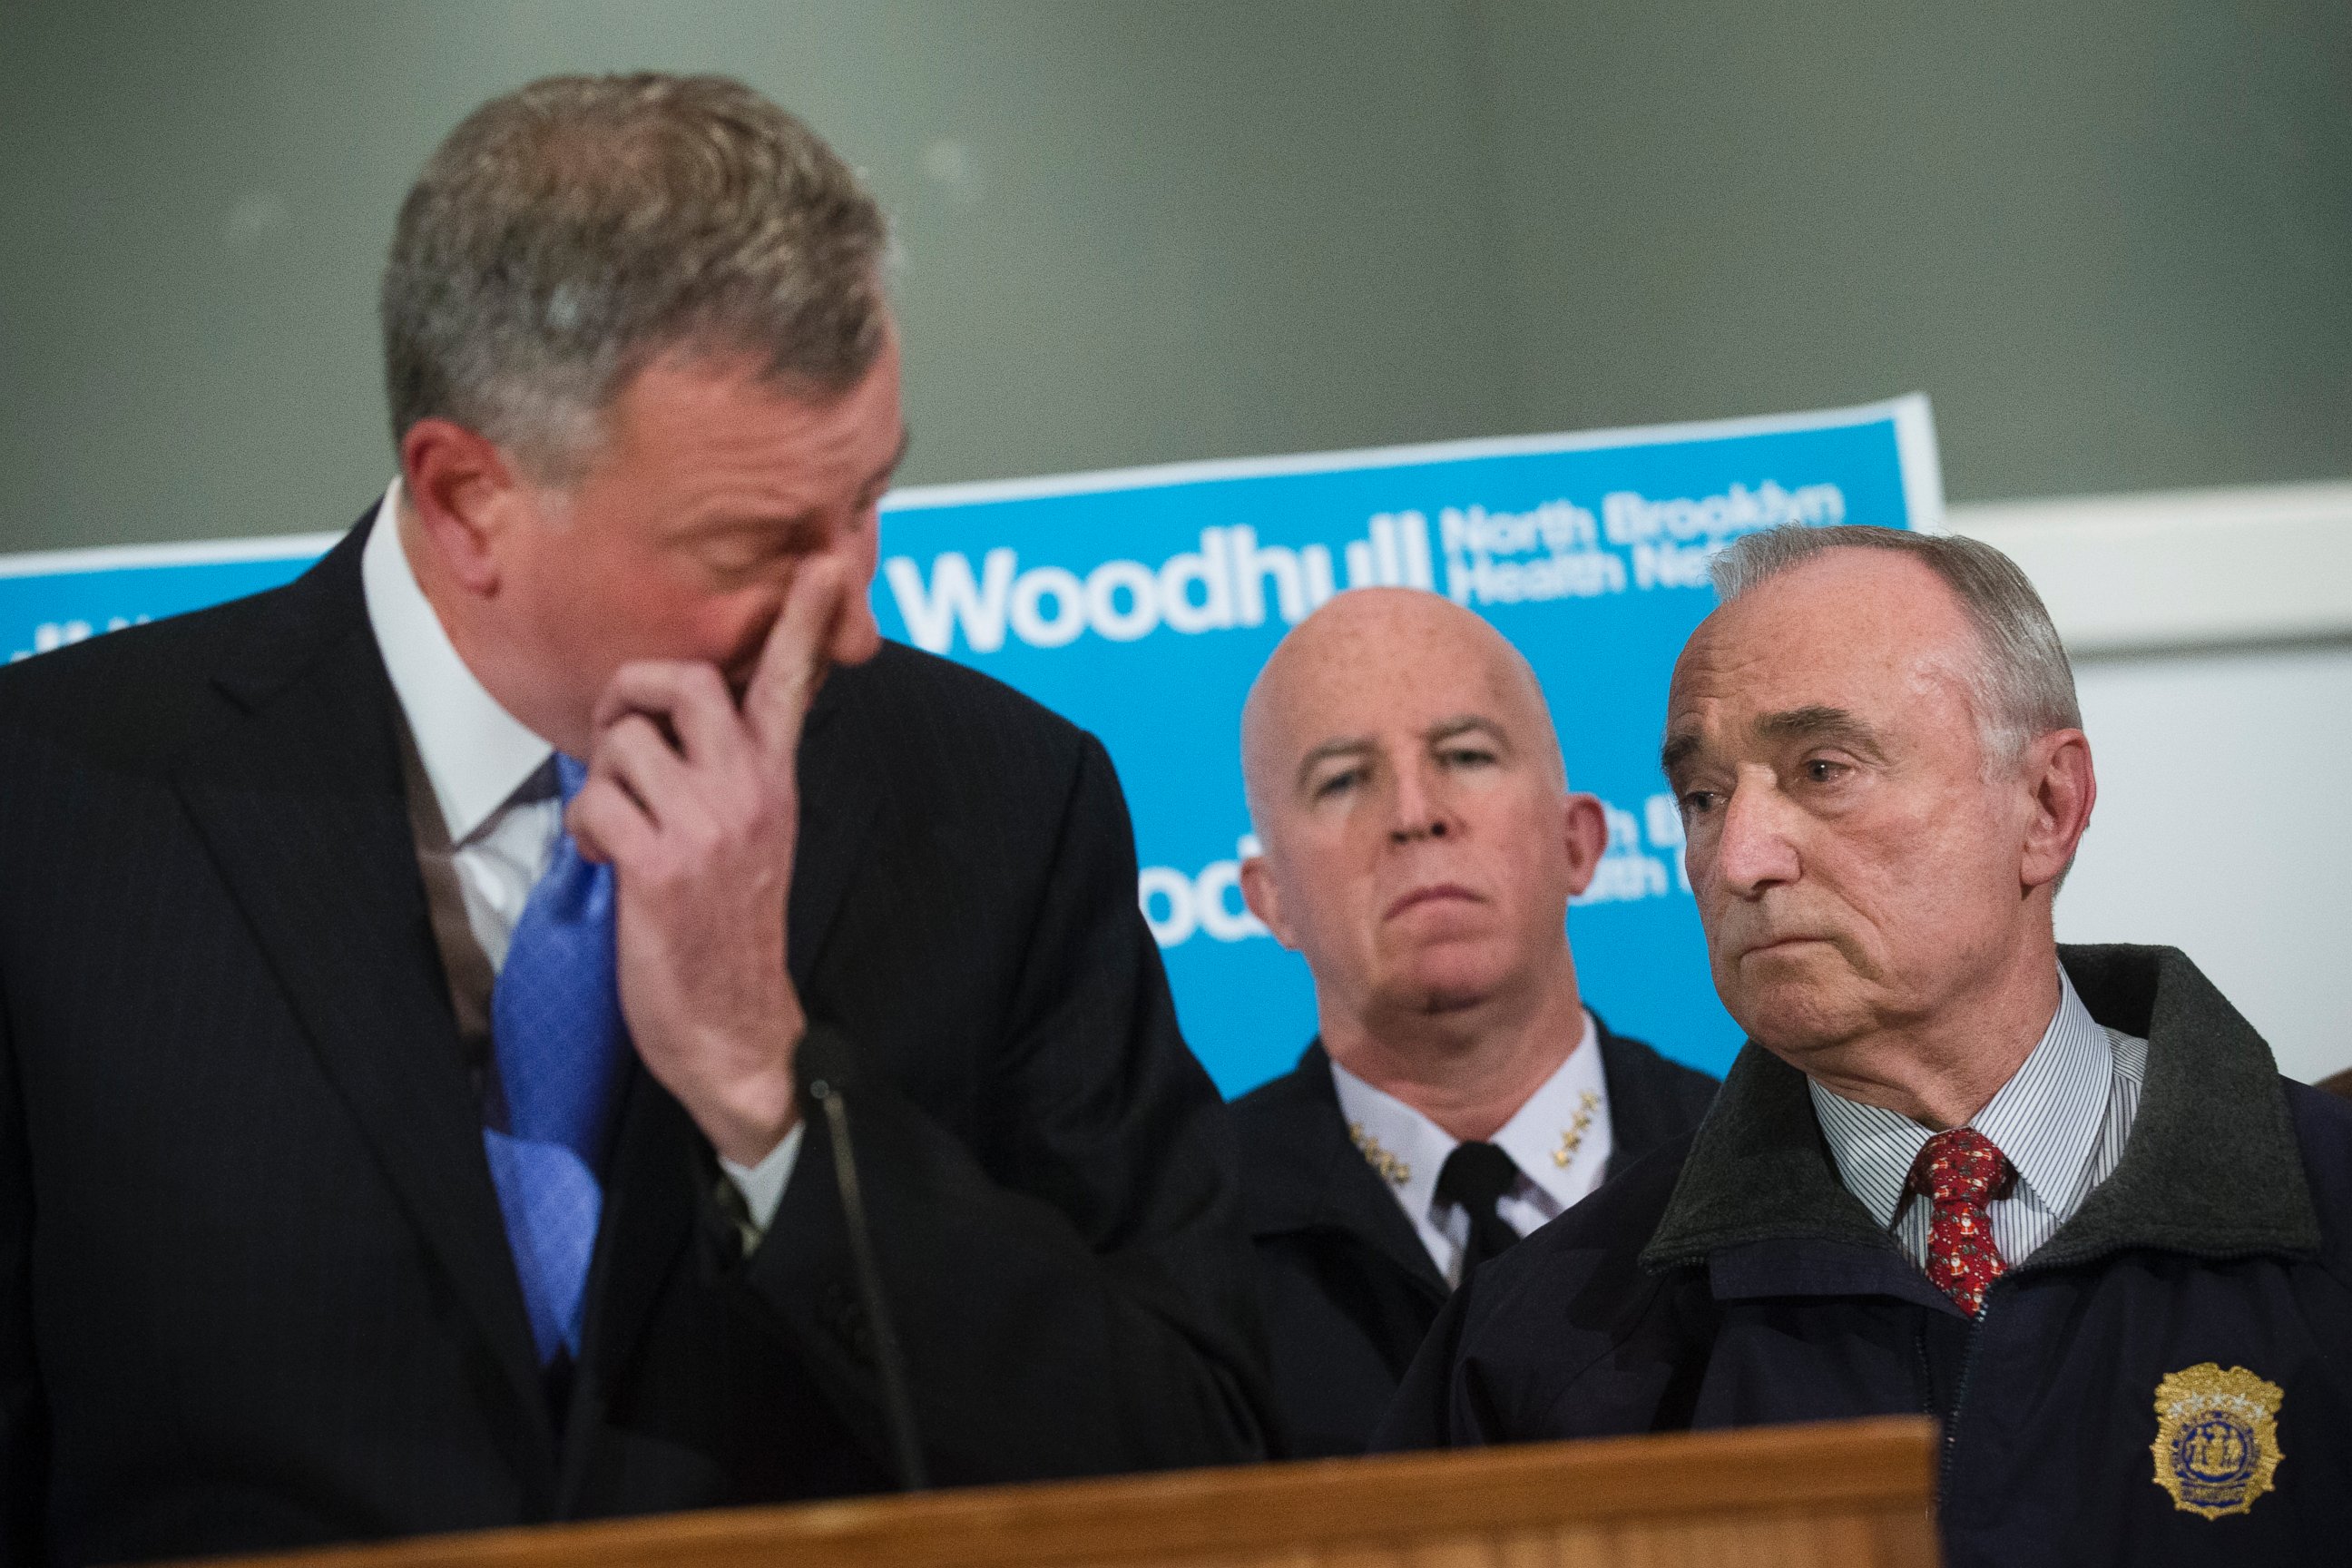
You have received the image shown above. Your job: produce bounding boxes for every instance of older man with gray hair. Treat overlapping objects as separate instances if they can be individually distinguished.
[1377,524,2352,1566]
[0,74,1267,1563]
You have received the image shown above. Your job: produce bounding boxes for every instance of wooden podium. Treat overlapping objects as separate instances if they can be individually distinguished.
[184,1416,1937,1568]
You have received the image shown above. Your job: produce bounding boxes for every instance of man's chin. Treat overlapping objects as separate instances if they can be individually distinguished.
[1726,985,1876,1062]
[1720,946,1874,1051]
[1382,949,1517,1015]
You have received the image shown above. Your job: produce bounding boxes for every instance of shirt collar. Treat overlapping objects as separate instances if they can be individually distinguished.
[1809,965,2115,1226]
[1487,1011,1607,1210]
[1328,1054,1455,1230]
[359,482,554,843]
[1326,1011,1606,1216]
[1965,965,2114,1215]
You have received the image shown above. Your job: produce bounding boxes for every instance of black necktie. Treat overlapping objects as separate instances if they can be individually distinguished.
[1436,1140,1524,1275]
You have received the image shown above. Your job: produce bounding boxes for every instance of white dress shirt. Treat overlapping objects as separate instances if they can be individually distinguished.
[359,485,802,1230]
[1809,965,2148,1269]
[1330,1013,1614,1288]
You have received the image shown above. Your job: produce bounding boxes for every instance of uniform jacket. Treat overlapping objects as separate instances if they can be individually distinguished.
[1235,1024,1717,1455]
[0,517,1272,1565]
[1374,945,2352,1567]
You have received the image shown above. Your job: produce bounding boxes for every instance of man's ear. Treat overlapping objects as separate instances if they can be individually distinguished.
[2019,729,2096,892]
[1561,791,1610,898]
[1238,854,1298,951]
[397,416,532,597]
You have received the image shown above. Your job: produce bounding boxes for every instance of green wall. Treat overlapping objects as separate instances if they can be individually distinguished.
[2,1,2345,554]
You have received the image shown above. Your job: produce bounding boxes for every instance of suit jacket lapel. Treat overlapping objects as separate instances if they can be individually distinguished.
[170,530,559,1483]
[1249,1045,1447,1301]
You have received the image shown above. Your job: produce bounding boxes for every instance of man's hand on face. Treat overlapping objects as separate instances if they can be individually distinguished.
[566,558,858,1168]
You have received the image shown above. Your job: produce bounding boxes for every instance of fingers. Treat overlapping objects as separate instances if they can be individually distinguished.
[742,555,856,767]
[590,713,705,833]
[591,660,742,766]
[567,774,656,867]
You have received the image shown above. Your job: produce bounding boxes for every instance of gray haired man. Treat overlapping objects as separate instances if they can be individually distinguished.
[1377,525,2352,1567]
[0,74,1267,1563]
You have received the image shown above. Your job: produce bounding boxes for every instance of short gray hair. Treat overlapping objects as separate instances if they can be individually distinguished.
[1711,524,2081,770]
[380,74,889,477]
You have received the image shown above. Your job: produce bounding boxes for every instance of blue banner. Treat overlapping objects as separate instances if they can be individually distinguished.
[1,396,1939,1094]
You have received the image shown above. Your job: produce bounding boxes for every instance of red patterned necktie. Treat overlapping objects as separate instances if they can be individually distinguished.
[1911,1127,2014,1317]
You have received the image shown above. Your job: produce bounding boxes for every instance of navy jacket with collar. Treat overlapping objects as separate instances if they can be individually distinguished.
[1372,946,2352,1566]
[1235,1019,1717,1456]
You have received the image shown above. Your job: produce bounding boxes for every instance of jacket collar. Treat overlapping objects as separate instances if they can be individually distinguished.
[1637,1034,1896,1279]
[1640,944,2319,1289]
[2033,944,2319,1267]
[1241,1042,1449,1299]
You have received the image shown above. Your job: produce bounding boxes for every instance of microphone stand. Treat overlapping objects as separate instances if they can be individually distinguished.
[808,1074,929,1492]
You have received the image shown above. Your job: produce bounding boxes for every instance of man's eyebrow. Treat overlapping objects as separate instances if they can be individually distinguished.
[1293,735,1374,791]
[1660,731,1701,778]
[679,429,911,545]
[1426,713,1508,748]
[676,506,822,546]
[1755,704,1886,758]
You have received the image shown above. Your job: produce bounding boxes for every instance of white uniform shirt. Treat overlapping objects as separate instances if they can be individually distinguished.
[359,485,802,1230]
[1329,1013,1614,1288]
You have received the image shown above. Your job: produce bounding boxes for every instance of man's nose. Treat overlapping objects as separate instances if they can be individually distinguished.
[1387,760,1458,844]
[828,585,884,666]
[1709,772,1800,897]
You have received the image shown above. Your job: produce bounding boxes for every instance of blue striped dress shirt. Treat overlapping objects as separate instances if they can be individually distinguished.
[1809,967,2149,1269]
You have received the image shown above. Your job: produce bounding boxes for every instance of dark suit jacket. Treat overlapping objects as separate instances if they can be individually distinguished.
[0,518,1271,1565]
[1233,1023,1716,1456]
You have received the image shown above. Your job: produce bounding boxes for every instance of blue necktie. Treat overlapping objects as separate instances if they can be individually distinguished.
[483,754,629,1365]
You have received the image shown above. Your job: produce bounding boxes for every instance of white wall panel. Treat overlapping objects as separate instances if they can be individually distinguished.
[1950,485,2352,1083]
[2055,645,2352,1083]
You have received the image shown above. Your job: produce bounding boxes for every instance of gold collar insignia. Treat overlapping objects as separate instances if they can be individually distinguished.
[2151,1363,2283,1519]
[1348,1122,1410,1187]
[1553,1089,1603,1168]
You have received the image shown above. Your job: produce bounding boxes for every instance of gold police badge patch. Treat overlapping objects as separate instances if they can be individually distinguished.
[2151,1363,2283,1519]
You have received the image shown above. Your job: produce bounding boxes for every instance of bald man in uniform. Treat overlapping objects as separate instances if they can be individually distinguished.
[1229,588,1717,1456]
